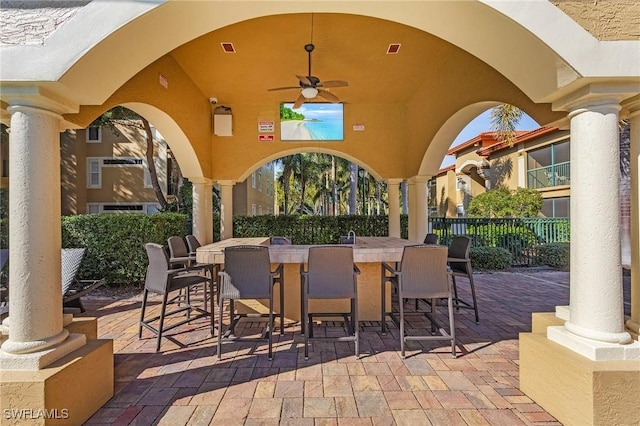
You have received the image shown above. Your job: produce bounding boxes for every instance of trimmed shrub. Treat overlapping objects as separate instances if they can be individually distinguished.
[62,213,188,284]
[469,246,512,270]
[535,242,570,269]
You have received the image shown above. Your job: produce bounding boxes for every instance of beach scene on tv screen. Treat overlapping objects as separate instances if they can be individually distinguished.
[280,103,344,141]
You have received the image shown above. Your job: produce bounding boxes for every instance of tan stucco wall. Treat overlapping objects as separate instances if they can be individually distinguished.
[551,0,640,40]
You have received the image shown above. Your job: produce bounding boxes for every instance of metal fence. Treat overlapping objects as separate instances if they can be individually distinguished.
[429,217,570,265]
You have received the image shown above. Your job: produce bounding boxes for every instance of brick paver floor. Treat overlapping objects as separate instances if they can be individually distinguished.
[82,269,629,425]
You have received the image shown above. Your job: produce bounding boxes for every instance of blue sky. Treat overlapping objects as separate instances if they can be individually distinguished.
[440,108,539,168]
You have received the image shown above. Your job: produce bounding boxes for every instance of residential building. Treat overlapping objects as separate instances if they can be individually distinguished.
[431,127,571,218]
[232,163,275,216]
[62,123,169,215]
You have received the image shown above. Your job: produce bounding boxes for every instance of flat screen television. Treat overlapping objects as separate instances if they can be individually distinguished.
[280,102,344,141]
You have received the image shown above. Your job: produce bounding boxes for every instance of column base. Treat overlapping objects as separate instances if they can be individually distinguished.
[0,338,114,425]
[548,326,640,361]
[626,319,640,340]
[520,331,640,426]
[0,333,87,370]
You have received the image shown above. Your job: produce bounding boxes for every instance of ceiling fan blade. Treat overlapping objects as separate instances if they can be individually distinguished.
[296,75,312,86]
[319,80,348,88]
[268,86,300,91]
[317,89,339,103]
[293,93,305,109]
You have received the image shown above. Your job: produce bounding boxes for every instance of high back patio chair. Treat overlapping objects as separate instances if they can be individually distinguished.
[217,245,284,360]
[381,244,456,358]
[300,246,360,360]
[168,236,196,268]
[270,236,292,245]
[185,234,202,255]
[448,236,479,324]
[423,233,439,245]
[61,248,106,313]
[139,243,214,352]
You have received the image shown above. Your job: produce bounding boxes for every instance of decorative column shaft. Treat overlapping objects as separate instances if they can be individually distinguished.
[191,179,208,245]
[218,181,234,240]
[407,176,429,242]
[626,102,640,337]
[563,101,631,345]
[387,179,402,238]
[1,106,74,360]
[205,181,214,244]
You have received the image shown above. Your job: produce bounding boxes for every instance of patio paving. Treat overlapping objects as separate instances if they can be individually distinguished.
[80,268,628,425]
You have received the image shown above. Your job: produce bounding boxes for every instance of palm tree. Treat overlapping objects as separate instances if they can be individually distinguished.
[490,103,523,146]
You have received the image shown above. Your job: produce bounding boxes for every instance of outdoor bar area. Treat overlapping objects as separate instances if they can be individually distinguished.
[196,236,416,322]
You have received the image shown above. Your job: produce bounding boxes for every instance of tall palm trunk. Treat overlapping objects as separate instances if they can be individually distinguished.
[349,162,358,214]
[142,118,168,210]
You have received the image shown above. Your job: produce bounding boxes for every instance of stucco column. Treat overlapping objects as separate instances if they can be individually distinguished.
[407,176,429,242]
[547,95,637,360]
[387,179,402,238]
[190,178,213,245]
[625,99,640,337]
[0,103,85,369]
[218,180,234,240]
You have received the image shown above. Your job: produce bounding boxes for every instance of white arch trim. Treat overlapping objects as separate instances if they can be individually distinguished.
[236,147,383,183]
[3,1,636,106]
[120,102,203,179]
[419,102,500,177]
[458,159,490,175]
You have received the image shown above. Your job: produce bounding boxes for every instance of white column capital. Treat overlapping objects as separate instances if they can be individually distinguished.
[188,176,215,186]
[2,84,78,115]
[407,175,432,184]
[552,83,637,113]
[386,178,404,185]
[621,94,640,118]
[216,180,236,187]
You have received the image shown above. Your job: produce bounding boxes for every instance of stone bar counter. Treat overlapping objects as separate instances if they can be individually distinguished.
[196,236,417,322]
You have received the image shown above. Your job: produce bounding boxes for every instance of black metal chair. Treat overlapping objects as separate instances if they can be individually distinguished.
[217,245,284,360]
[139,243,215,352]
[381,244,456,358]
[448,236,479,324]
[300,246,360,360]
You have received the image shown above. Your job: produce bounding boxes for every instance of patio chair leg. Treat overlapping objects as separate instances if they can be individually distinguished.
[139,289,148,339]
[448,296,457,358]
[217,292,224,360]
[381,272,386,335]
[468,274,479,324]
[268,295,274,360]
[156,292,169,352]
[304,297,309,360]
[399,289,405,359]
[452,276,460,311]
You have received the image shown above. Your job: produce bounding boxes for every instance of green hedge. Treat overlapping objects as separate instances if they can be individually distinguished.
[233,214,390,244]
[62,213,188,284]
[469,246,512,270]
[534,242,570,269]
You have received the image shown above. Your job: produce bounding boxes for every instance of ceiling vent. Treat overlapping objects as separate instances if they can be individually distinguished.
[387,43,401,54]
[220,42,236,53]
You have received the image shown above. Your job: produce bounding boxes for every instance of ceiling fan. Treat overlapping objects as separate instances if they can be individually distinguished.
[268,43,348,109]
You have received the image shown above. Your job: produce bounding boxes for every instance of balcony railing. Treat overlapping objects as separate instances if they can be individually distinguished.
[527,161,571,189]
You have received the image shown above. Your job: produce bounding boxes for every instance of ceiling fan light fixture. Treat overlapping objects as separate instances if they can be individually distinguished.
[301,87,318,99]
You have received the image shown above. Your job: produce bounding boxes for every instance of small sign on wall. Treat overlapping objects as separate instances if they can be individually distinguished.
[258,121,275,133]
[259,134,274,142]
[158,73,169,89]
[353,124,365,131]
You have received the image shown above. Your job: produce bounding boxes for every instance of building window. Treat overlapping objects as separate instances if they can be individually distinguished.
[527,140,570,189]
[86,126,102,143]
[258,205,263,215]
[87,158,101,188]
[251,172,256,188]
[541,197,570,218]
[251,204,257,216]
[258,172,263,192]
[103,158,142,166]
[2,159,7,178]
